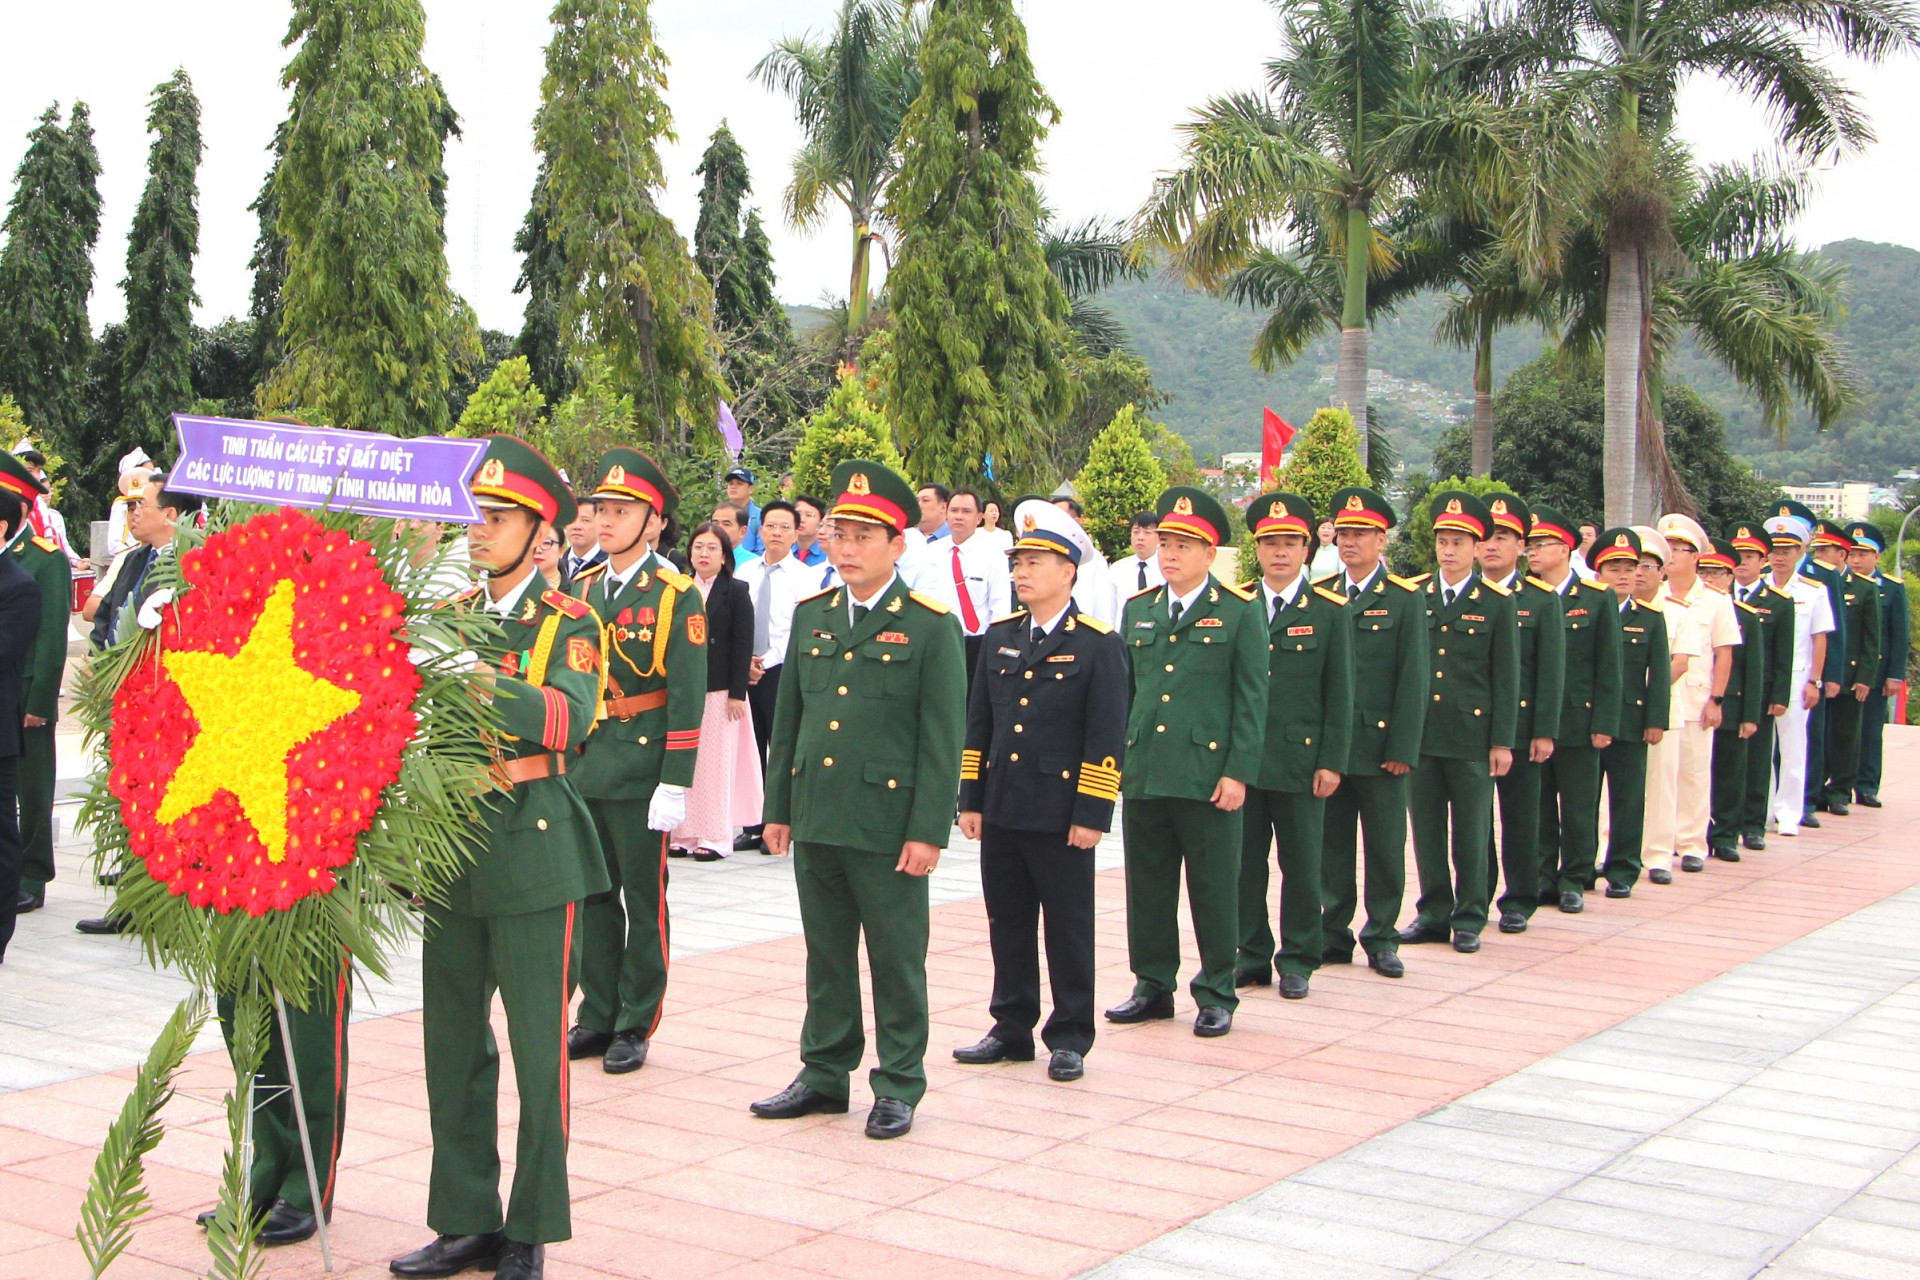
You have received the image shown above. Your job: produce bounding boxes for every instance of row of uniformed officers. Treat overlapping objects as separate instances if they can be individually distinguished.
[220,439,1904,1280]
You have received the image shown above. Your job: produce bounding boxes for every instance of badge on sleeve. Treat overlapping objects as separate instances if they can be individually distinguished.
[567,637,596,673]
[686,614,707,646]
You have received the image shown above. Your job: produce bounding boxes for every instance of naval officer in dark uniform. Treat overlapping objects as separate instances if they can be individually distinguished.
[954,500,1129,1083]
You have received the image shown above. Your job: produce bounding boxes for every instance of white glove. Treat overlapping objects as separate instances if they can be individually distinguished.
[136,588,176,631]
[647,783,687,832]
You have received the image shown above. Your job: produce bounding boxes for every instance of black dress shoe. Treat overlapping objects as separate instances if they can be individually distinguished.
[750,1080,849,1119]
[1321,948,1354,966]
[1743,832,1767,850]
[495,1240,544,1280]
[1559,891,1583,914]
[1397,924,1449,945]
[1497,911,1528,934]
[1193,1006,1233,1037]
[603,1031,648,1074]
[259,1199,320,1247]
[1047,1049,1084,1081]
[1234,967,1272,988]
[1605,884,1632,899]
[667,845,691,858]
[952,1035,1034,1064]
[1828,800,1851,816]
[1104,992,1175,1023]
[1712,847,1741,863]
[1278,973,1309,1000]
[865,1097,914,1139]
[1451,932,1481,954]
[1856,793,1882,809]
[692,848,724,862]
[567,1025,613,1060]
[390,1231,506,1277]
[1680,854,1705,872]
[1648,868,1673,885]
[1367,950,1404,978]
[75,915,130,935]
[197,1200,271,1229]
[14,889,43,912]
[734,831,766,852]
[1802,812,1822,829]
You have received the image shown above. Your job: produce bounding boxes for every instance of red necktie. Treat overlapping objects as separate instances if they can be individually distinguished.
[951,546,979,632]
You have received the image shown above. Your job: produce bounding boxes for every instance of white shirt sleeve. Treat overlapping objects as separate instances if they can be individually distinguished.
[1709,592,1742,648]
[1810,584,1836,636]
[983,546,1012,623]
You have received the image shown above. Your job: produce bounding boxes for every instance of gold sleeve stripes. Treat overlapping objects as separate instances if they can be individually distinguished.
[960,749,983,782]
[1077,757,1121,802]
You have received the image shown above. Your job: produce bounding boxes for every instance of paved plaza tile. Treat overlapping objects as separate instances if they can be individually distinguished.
[1,729,1918,1278]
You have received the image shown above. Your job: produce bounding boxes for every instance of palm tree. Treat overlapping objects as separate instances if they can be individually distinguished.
[1133,0,1512,463]
[752,0,925,333]
[1464,0,1918,523]
[1043,215,1147,357]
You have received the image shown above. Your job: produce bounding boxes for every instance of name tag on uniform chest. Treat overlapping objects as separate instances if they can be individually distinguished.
[1286,625,1314,637]
[1194,617,1224,627]
[1461,614,1486,623]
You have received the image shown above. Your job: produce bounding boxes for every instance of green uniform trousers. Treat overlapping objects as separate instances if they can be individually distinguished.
[17,723,54,890]
[1859,690,1889,799]
[1707,728,1749,854]
[1823,695,1865,808]
[1409,755,1495,936]
[1738,716,1778,838]
[1538,745,1604,899]
[1235,787,1325,980]
[1487,758,1544,920]
[577,798,669,1037]
[794,841,930,1106]
[422,901,579,1246]
[1321,774,1407,958]
[1123,797,1241,1011]
[1599,740,1649,890]
[217,954,351,1215]
[1804,696,1829,813]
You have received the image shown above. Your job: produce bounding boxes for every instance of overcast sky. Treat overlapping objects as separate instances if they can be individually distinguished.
[3,0,1917,337]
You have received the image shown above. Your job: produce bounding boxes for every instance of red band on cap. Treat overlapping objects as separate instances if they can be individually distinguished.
[1253,513,1311,538]
[1159,514,1220,547]
[474,471,560,523]
[831,494,907,532]
[1529,520,1575,547]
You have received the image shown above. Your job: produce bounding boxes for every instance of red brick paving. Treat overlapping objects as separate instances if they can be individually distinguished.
[3,729,1918,1278]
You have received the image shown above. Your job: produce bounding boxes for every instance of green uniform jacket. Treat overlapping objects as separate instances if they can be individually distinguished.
[1727,597,1769,725]
[1874,572,1909,685]
[448,582,610,917]
[1317,567,1429,771]
[14,534,69,723]
[568,560,708,799]
[764,577,967,855]
[1244,579,1353,792]
[1615,597,1673,737]
[1510,575,1566,743]
[1743,583,1796,711]
[1121,580,1267,798]
[1419,572,1520,759]
[1805,561,1848,686]
[1552,577,1623,742]
[1837,568,1883,688]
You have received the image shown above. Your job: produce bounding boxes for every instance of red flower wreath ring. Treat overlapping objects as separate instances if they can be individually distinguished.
[108,510,421,916]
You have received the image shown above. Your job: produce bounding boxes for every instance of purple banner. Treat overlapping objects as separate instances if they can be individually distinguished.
[170,415,488,523]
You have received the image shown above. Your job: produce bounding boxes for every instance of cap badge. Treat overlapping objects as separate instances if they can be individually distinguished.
[606,464,626,487]
[1021,513,1037,532]
[478,458,506,486]
[848,472,871,496]
[1615,533,1630,547]
[1345,494,1364,512]
[1529,514,1541,529]
[1268,500,1284,518]
[1445,498,1463,515]
[1174,496,1194,516]
[1492,499,1508,515]
[1779,504,1791,517]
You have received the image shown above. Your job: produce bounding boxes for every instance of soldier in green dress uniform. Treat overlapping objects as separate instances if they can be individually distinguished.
[9,459,70,913]
[392,437,608,1280]
[1702,538,1766,861]
[1233,492,1353,1001]
[1817,522,1881,815]
[753,460,967,1140]
[1474,493,1564,929]
[565,449,707,1076]
[1106,486,1265,1036]
[1318,487,1428,979]
[1726,522,1794,850]
[1593,528,1672,896]
[1526,504,1622,918]
[1399,491,1519,953]
[1847,521,1908,807]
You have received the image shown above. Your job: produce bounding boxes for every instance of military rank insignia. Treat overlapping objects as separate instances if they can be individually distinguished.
[567,637,596,673]
[686,613,707,646]
[877,631,910,644]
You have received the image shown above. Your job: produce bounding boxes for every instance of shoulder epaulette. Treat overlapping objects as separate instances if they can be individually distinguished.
[1579,577,1607,591]
[909,589,950,614]
[1480,577,1511,597]
[1885,572,1905,585]
[571,560,607,582]
[1314,586,1349,606]
[1798,573,1824,587]
[656,567,694,592]
[1221,581,1257,602]
[432,585,483,609]
[1076,613,1113,634]
[29,535,58,554]
[542,589,595,620]
[1764,584,1791,599]
[1238,580,1258,594]
[1390,573,1429,591]
[1129,583,1162,600]
[1526,575,1554,592]
[1736,599,1760,615]
[797,585,837,605]
[1311,572,1341,588]
[1635,596,1664,614]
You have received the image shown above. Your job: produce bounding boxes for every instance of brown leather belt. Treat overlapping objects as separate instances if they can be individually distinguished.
[605,688,668,720]
[494,753,565,788]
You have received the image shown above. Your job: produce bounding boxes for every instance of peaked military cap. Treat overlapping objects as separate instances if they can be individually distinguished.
[828,459,916,531]
[471,435,575,528]
[1427,489,1491,539]
[1591,526,1642,568]
[1728,521,1769,555]
[1329,485,1396,531]
[1010,499,1084,563]
[1526,503,1576,547]
[590,446,677,518]
[1845,520,1887,553]
[1812,518,1854,551]
[0,449,49,504]
[1246,491,1315,540]
[1483,491,1529,538]
[1155,485,1231,548]
[1700,538,1737,571]
[1772,498,1819,528]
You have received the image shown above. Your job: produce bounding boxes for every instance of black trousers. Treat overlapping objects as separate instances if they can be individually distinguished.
[964,635,985,697]
[1804,694,1829,812]
[743,664,783,836]
[0,755,21,962]
[980,823,1096,1056]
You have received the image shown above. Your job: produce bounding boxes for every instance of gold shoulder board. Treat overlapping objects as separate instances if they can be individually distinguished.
[1480,578,1512,597]
[1075,613,1113,633]
[1314,586,1349,606]
[909,590,951,614]
[1390,573,1429,590]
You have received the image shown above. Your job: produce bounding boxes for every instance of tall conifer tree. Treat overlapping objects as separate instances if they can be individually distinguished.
[511,161,574,403]
[884,0,1072,487]
[0,103,102,455]
[245,123,289,398]
[694,123,755,333]
[120,70,203,455]
[535,0,725,447]
[260,0,475,435]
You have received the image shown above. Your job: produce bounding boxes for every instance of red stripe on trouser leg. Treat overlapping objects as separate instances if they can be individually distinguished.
[560,901,574,1142]
[649,831,670,1038]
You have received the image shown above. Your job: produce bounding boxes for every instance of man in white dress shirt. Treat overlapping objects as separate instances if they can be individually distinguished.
[1106,511,1165,622]
[1761,510,1834,837]
[735,500,815,853]
[1053,496,1113,626]
[923,488,1012,686]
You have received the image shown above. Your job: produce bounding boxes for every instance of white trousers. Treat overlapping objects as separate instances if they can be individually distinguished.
[1773,677,1812,833]
[1673,718,1713,859]
[1644,729,1681,871]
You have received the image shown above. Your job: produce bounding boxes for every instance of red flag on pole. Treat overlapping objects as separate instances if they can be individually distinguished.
[1261,407,1295,485]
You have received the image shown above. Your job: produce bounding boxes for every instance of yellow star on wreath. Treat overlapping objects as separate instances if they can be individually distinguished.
[156,578,363,863]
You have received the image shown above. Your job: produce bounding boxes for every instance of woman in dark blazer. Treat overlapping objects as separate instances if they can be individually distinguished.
[670,522,762,860]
